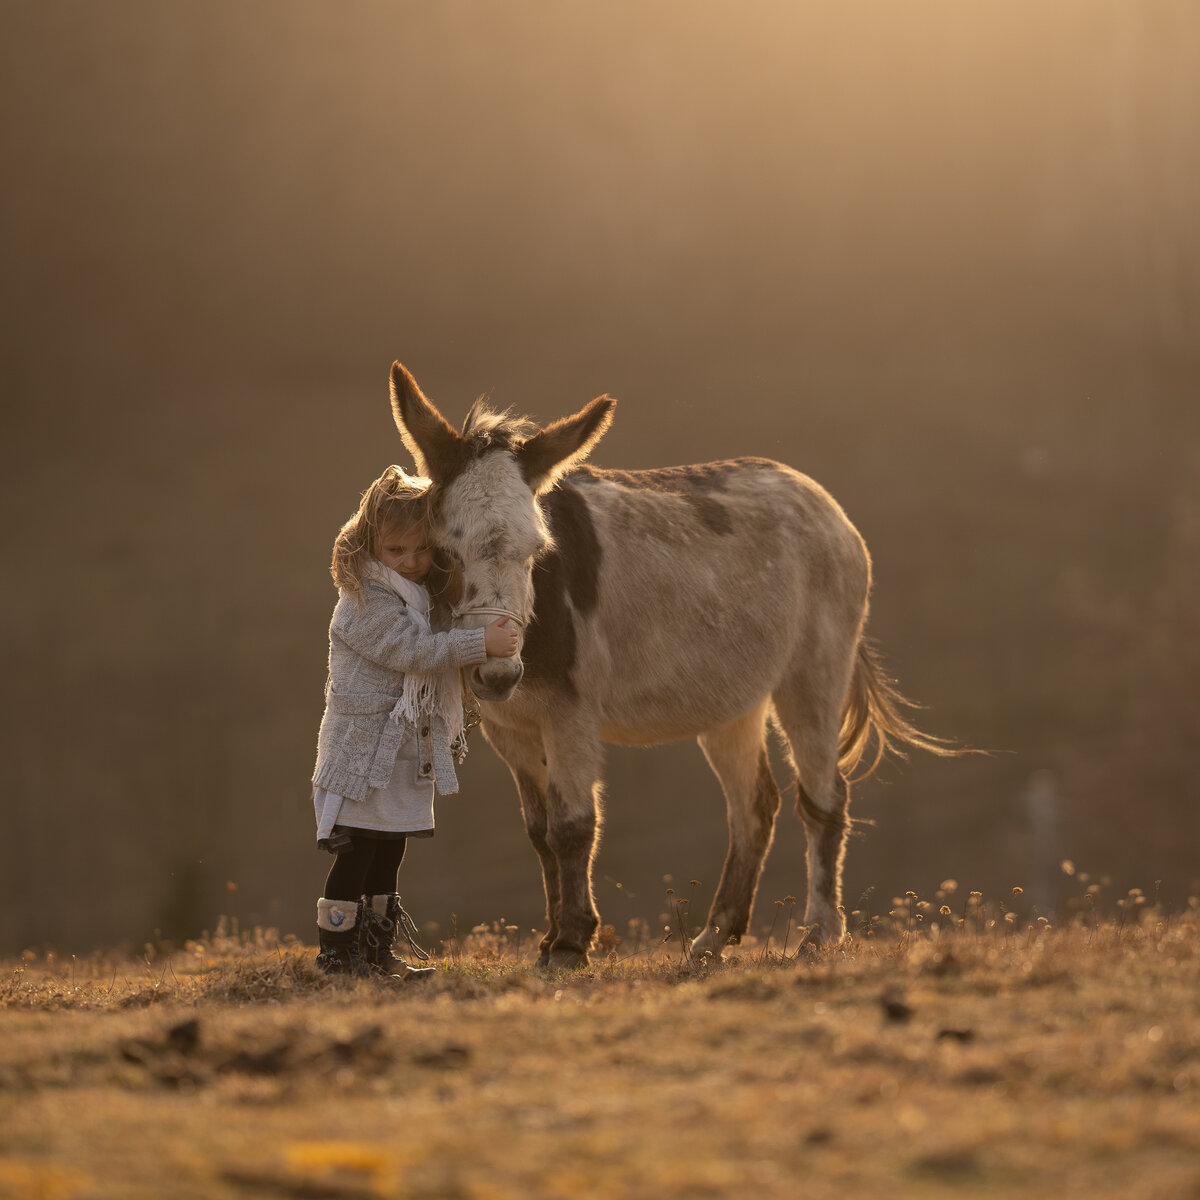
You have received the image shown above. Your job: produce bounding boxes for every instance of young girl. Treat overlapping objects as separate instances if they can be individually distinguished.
[310,466,519,979]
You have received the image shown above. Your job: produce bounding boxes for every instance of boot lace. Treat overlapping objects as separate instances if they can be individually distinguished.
[389,899,430,962]
[365,899,430,963]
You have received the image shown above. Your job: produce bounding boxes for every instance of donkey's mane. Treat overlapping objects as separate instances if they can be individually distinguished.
[461,399,539,452]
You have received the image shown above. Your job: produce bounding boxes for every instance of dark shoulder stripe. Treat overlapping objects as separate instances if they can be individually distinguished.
[521,479,602,695]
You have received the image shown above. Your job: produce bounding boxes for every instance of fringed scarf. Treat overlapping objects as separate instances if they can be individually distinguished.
[362,560,468,770]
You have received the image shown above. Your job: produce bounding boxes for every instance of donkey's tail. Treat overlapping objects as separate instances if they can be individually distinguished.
[837,638,964,781]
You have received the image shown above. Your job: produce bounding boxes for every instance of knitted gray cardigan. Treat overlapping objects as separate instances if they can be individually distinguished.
[311,579,488,800]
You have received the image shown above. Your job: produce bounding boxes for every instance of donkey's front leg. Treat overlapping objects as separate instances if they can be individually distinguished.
[481,721,560,964]
[542,724,604,968]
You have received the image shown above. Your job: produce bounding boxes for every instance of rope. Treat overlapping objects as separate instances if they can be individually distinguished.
[454,604,527,629]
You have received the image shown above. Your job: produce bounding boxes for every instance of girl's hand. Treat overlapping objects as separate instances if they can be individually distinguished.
[484,617,520,658]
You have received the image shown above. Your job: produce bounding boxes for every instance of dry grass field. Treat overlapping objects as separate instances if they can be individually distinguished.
[3,882,1199,1200]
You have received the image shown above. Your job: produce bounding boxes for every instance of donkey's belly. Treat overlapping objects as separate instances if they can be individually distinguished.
[596,646,782,746]
[599,715,742,746]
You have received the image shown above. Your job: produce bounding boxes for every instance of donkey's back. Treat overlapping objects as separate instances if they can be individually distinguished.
[521,458,871,746]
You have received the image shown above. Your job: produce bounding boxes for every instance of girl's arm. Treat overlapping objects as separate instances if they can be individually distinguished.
[330,585,488,675]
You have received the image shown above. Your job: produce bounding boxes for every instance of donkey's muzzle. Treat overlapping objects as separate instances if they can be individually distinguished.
[469,658,524,702]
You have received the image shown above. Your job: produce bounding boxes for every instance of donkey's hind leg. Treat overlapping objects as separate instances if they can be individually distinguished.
[772,676,854,946]
[692,701,781,959]
[481,721,559,965]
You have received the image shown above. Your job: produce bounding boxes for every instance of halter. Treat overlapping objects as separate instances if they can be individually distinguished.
[455,607,523,733]
[454,604,528,629]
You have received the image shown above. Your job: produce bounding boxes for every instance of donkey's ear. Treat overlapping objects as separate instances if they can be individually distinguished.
[389,362,469,482]
[517,395,616,493]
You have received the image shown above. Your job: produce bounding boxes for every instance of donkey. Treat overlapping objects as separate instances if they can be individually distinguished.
[389,361,953,966]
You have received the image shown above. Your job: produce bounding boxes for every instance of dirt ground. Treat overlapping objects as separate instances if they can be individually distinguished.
[3,898,1199,1199]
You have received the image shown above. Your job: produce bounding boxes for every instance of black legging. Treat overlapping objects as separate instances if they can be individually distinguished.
[323,835,408,902]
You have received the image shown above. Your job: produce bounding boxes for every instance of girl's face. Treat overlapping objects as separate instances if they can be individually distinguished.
[378,522,434,584]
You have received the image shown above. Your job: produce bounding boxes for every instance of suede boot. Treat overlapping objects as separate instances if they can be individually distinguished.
[362,894,436,982]
[315,897,369,976]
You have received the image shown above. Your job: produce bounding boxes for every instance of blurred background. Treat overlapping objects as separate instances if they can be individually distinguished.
[3,2,1197,955]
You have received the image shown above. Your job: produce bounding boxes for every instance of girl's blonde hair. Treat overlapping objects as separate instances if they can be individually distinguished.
[331,465,435,596]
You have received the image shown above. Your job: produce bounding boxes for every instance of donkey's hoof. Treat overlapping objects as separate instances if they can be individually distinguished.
[797,923,845,951]
[547,947,589,969]
[689,928,726,961]
[797,925,823,952]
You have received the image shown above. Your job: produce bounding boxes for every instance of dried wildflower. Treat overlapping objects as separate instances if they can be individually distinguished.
[939,906,952,916]
[1012,886,1024,896]
[595,924,621,953]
